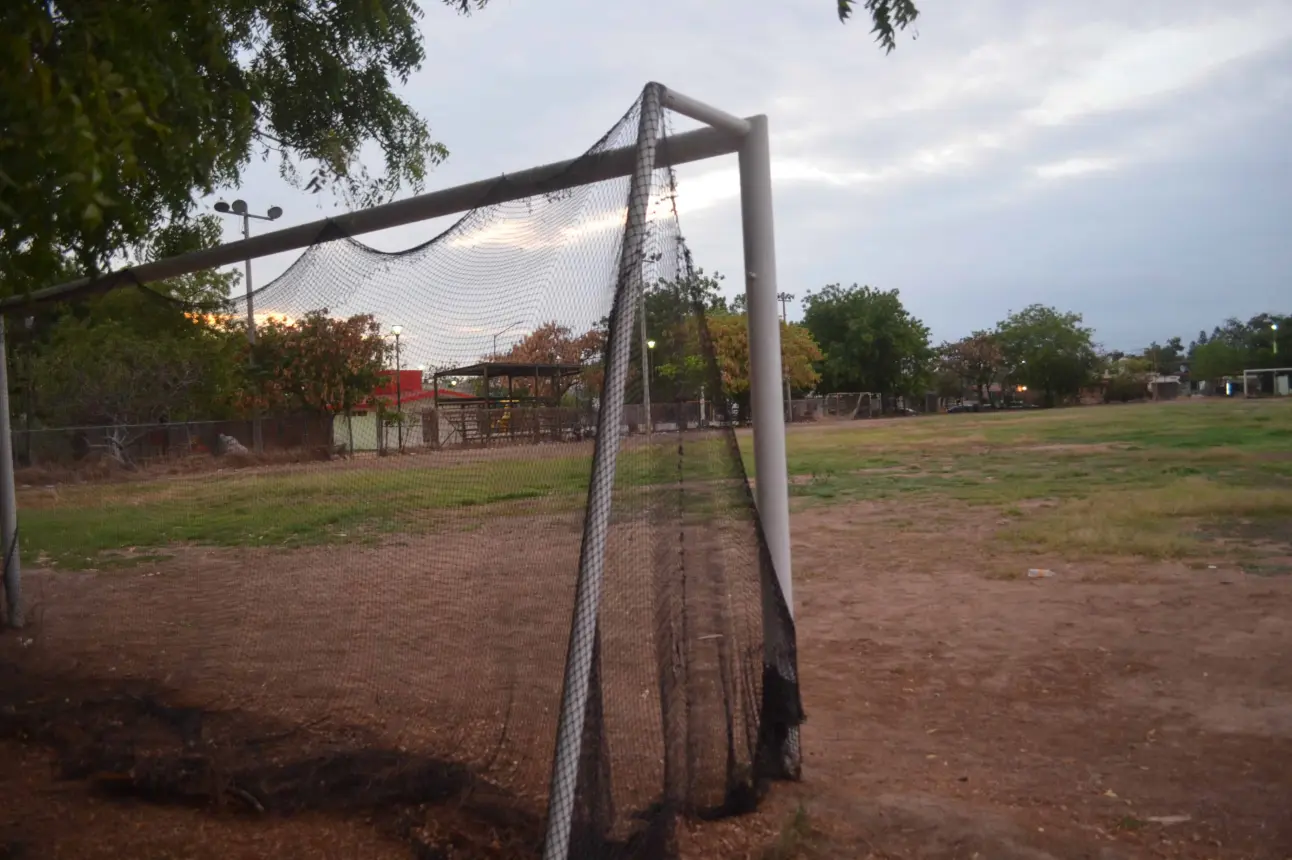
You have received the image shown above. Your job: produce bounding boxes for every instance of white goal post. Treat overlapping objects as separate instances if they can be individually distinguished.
[0,82,797,857]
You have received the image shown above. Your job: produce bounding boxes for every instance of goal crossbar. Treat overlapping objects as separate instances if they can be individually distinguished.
[1,88,749,312]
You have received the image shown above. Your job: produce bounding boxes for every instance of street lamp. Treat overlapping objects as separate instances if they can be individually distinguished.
[777,292,795,422]
[644,339,656,437]
[492,321,523,357]
[214,199,282,455]
[391,326,403,451]
[1273,322,1280,356]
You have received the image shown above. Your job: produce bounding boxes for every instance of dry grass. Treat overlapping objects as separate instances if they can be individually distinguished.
[1005,478,1292,558]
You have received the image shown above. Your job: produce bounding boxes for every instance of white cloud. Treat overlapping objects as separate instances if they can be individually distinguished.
[1026,10,1292,127]
[1033,156,1123,180]
[208,0,1292,352]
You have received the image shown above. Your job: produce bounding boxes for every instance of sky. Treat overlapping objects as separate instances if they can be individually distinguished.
[208,0,1292,356]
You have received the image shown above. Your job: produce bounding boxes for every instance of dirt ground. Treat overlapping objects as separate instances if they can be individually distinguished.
[2,494,1291,859]
[679,501,1292,860]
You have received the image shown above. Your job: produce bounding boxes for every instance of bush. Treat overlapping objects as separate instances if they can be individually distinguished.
[1104,374,1148,403]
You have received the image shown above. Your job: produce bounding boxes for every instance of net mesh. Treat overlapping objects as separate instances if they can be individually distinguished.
[0,86,801,859]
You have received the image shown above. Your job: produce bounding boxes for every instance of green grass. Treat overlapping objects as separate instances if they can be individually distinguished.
[21,398,1292,568]
[749,400,1292,507]
[20,443,744,569]
[758,398,1292,558]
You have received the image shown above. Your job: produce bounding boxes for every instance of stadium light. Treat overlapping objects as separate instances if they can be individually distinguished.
[493,321,523,356]
[213,199,285,455]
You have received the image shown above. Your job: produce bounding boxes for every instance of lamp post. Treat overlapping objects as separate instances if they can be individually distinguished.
[493,321,523,357]
[777,292,795,422]
[214,199,282,454]
[391,325,403,451]
[645,338,656,437]
[1274,322,1280,357]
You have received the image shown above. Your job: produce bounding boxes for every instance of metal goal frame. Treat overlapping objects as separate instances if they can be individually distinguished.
[0,82,798,859]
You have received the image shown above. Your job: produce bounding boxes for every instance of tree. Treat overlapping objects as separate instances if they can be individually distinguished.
[637,269,733,403]
[1143,336,1185,376]
[2,0,468,294]
[994,305,1099,407]
[1190,339,1249,383]
[247,310,388,419]
[498,321,606,399]
[3,0,915,296]
[801,284,933,400]
[137,215,242,309]
[1187,313,1289,381]
[32,308,244,465]
[705,314,823,419]
[938,331,1004,404]
[837,0,920,52]
[1104,355,1153,403]
[19,214,247,462]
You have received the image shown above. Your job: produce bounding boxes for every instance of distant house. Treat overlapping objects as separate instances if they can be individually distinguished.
[1241,367,1292,398]
[1148,374,1181,401]
[333,370,471,452]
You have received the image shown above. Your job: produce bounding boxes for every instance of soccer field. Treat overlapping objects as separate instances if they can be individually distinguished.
[3,398,1291,859]
[19,397,1292,569]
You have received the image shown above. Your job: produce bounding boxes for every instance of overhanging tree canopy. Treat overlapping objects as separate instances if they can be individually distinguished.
[1,0,463,293]
[2,0,918,297]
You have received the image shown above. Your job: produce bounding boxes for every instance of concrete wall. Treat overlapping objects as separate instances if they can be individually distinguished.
[333,411,426,452]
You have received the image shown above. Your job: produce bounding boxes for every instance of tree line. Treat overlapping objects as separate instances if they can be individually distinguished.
[14,243,1287,447]
[559,275,1288,412]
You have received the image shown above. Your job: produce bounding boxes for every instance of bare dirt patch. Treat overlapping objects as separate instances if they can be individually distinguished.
[678,500,1292,859]
[4,495,1291,858]
[0,491,771,858]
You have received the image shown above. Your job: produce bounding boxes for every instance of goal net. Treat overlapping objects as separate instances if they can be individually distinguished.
[1,85,801,859]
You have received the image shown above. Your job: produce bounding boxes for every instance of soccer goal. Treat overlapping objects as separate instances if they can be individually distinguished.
[0,83,800,860]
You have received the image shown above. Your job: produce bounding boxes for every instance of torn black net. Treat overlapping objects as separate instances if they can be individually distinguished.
[3,85,801,859]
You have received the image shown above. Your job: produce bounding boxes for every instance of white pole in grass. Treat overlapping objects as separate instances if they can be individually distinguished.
[739,114,799,772]
[542,82,662,860]
[739,115,793,614]
[0,320,22,628]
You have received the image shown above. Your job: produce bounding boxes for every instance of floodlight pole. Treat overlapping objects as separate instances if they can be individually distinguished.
[0,321,21,628]
[215,201,282,455]
[240,213,266,455]
[543,82,662,860]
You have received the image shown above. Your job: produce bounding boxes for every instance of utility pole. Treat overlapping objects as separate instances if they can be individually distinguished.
[777,292,795,422]
[215,199,283,454]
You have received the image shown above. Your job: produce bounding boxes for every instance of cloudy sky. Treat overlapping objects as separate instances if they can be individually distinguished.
[211,0,1292,356]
